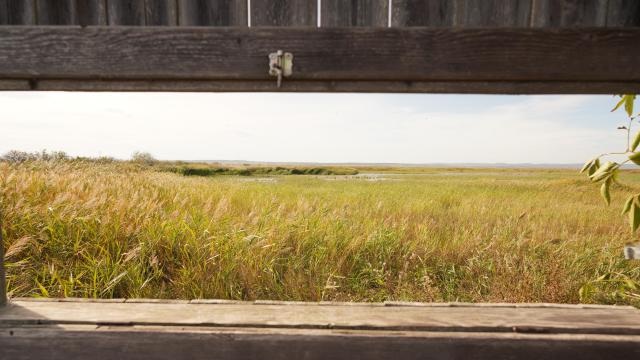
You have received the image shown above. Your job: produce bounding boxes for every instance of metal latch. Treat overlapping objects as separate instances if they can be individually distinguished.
[268,50,293,88]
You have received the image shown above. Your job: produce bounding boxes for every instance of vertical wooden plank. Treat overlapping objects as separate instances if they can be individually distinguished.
[0,0,6,23]
[455,0,532,27]
[145,0,177,25]
[77,0,107,26]
[392,0,455,27]
[36,0,77,25]
[0,0,36,24]
[0,213,5,306]
[531,0,608,27]
[107,0,145,25]
[607,0,640,26]
[251,0,317,26]
[178,0,247,26]
[321,0,388,27]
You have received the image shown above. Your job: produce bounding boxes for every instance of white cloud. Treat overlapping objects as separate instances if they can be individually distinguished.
[0,92,623,163]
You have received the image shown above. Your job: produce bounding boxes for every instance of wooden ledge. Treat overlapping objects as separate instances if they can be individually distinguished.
[0,27,639,94]
[1,298,639,334]
[1,299,639,359]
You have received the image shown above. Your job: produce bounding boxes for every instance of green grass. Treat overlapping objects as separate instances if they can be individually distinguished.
[1,161,639,305]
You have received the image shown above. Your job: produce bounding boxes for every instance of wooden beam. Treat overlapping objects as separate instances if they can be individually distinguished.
[1,300,640,359]
[3,299,640,333]
[0,215,5,306]
[2,324,640,360]
[14,79,640,94]
[0,27,638,93]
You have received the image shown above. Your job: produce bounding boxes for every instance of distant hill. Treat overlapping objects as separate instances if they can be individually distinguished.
[191,160,586,169]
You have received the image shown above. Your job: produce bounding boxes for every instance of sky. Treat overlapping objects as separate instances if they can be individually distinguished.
[0,92,630,164]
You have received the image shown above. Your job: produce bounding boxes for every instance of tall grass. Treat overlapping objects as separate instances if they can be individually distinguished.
[1,161,638,305]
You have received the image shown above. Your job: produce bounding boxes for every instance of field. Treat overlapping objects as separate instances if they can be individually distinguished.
[1,160,639,306]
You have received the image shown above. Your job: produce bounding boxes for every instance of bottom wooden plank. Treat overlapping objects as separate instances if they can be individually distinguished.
[3,300,640,334]
[0,324,638,360]
[1,79,639,94]
[1,299,639,359]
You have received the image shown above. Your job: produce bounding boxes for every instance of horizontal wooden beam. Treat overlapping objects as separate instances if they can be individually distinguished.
[5,79,640,94]
[2,324,640,360]
[0,27,639,93]
[1,300,640,359]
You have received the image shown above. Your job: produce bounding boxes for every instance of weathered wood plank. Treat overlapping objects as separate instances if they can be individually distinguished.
[321,0,388,27]
[28,79,640,94]
[35,0,77,24]
[251,0,317,26]
[145,0,177,25]
[77,0,107,26]
[0,79,30,90]
[0,0,36,25]
[0,218,5,306]
[455,0,532,27]
[177,0,247,26]
[392,0,455,27]
[0,27,638,83]
[3,300,640,333]
[107,0,145,25]
[1,324,639,360]
[607,0,640,27]
[531,0,609,27]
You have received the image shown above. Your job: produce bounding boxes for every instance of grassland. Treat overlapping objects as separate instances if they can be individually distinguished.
[1,160,639,306]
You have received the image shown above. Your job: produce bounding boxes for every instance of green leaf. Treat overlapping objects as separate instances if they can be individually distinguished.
[622,195,634,215]
[632,131,640,152]
[624,95,636,118]
[589,158,601,176]
[578,284,589,301]
[600,179,611,205]
[589,161,617,182]
[580,159,594,174]
[630,203,640,233]
[612,96,626,112]
[35,280,49,297]
[630,152,640,165]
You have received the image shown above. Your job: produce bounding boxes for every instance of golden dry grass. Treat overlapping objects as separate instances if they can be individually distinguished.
[1,161,638,305]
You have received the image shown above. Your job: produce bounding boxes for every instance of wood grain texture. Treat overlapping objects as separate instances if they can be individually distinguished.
[0,0,36,25]
[531,0,609,27]
[455,0,532,27]
[107,0,145,25]
[0,219,5,306]
[178,0,247,26]
[1,324,639,360]
[144,0,177,25]
[0,27,638,83]
[2,300,640,333]
[251,0,317,26]
[392,0,456,26]
[77,0,107,26]
[321,0,388,27]
[607,0,640,27]
[25,79,640,94]
[35,0,77,24]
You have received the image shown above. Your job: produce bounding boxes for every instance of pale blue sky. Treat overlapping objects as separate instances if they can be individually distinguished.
[0,92,630,164]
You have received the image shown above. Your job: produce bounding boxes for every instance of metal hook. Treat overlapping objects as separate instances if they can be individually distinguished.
[268,50,293,88]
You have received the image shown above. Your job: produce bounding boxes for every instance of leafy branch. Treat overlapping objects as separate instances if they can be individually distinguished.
[582,95,640,232]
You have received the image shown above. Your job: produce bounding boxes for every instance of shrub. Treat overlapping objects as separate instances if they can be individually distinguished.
[1,149,69,163]
[131,151,158,166]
